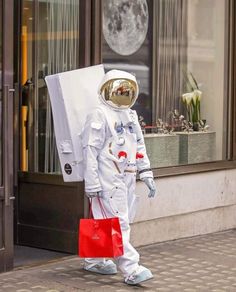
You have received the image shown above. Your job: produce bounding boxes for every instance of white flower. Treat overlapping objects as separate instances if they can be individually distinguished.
[192,92,198,105]
[193,89,202,102]
[182,92,194,105]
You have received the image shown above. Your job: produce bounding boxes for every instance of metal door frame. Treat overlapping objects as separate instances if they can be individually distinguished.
[0,0,14,273]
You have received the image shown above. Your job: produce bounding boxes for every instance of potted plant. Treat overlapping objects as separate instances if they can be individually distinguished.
[182,72,202,131]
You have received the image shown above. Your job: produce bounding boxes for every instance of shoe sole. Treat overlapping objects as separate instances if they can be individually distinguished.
[84,265,117,275]
[125,274,154,285]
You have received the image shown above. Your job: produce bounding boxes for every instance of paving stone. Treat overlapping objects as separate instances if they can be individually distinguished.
[0,230,236,291]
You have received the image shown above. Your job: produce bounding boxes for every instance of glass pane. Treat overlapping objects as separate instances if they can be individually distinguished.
[21,0,80,173]
[0,0,2,185]
[104,0,229,169]
[102,0,153,125]
[185,0,227,163]
[21,0,33,172]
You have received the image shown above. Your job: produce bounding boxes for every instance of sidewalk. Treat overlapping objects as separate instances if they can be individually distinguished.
[0,229,236,292]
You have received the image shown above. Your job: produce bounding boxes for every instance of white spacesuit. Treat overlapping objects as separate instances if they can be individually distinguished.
[82,69,156,285]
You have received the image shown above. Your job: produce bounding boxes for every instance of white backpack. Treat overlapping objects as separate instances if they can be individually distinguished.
[45,64,105,182]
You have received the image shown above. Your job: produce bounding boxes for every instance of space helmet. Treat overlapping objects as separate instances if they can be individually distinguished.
[98,69,139,110]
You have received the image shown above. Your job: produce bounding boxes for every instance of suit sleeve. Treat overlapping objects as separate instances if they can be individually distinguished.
[82,109,106,192]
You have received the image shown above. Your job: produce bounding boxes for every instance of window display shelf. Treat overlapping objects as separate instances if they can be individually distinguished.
[144,133,180,168]
[144,131,216,168]
[176,131,216,164]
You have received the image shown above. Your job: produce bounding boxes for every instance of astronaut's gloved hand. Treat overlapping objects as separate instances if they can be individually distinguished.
[85,191,103,198]
[142,178,156,198]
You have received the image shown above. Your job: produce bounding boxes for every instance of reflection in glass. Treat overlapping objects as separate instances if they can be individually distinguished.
[101,78,138,108]
[103,0,149,56]
[102,0,153,126]
[103,0,229,168]
[21,0,80,173]
[150,0,228,168]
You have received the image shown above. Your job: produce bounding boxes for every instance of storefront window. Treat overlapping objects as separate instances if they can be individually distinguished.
[21,0,80,173]
[103,0,229,169]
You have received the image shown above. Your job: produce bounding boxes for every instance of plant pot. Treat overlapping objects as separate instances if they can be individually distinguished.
[193,122,199,131]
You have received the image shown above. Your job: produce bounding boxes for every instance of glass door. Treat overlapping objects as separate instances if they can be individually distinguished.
[21,0,80,173]
[17,0,84,254]
[0,0,14,272]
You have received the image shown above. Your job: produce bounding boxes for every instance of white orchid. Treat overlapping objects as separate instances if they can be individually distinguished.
[181,90,202,124]
[182,92,194,105]
[193,89,202,104]
[182,92,194,122]
[181,72,202,127]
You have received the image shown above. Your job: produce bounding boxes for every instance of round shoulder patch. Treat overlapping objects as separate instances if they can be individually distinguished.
[64,163,72,175]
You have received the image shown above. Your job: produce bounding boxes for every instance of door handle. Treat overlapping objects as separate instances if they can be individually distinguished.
[3,85,14,206]
[13,83,19,187]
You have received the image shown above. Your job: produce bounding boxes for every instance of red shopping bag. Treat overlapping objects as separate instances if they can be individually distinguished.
[78,198,124,258]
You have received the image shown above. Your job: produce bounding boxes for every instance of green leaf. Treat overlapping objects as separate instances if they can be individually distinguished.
[189,72,199,89]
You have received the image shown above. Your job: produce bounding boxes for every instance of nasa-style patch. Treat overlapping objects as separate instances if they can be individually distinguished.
[64,163,72,175]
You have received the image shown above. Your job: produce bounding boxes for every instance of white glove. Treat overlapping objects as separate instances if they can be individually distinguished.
[142,178,156,198]
[85,191,103,198]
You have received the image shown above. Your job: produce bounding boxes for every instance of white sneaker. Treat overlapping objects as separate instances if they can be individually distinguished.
[84,259,117,275]
[125,266,153,285]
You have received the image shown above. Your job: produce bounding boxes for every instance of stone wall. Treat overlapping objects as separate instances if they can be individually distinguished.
[131,169,236,246]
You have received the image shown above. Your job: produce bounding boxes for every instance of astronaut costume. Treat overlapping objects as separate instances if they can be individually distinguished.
[82,69,156,285]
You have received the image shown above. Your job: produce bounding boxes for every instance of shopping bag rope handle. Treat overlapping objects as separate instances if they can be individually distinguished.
[89,197,107,219]
[89,199,93,218]
[97,197,107,218]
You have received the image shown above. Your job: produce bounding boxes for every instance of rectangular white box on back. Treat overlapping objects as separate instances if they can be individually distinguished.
[45,64,105,182]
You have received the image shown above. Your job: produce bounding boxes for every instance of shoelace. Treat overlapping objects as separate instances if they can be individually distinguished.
[94,263,106,268]
[125,270,138,282]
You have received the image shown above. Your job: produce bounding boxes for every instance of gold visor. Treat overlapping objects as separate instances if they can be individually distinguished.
[100,78,137,108]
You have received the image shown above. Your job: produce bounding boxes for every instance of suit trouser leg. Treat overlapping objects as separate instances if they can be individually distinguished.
[90,182,140,278]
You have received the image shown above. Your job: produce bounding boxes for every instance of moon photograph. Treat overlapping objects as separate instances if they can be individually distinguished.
[103,0,149,56]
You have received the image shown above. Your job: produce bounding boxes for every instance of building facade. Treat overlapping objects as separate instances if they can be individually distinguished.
[0,0,236,273]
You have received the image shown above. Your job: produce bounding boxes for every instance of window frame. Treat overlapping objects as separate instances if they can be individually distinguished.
[231,0,236,161]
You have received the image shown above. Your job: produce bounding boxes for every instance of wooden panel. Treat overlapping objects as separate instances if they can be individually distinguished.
[17,176,84,254]
[19,182,83,230]
[79,0,92,67]
[153,160,236,178]
[0,201,3,248]
[233,0,236,160]
[91,0,102,64]
[18,225,78,253]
